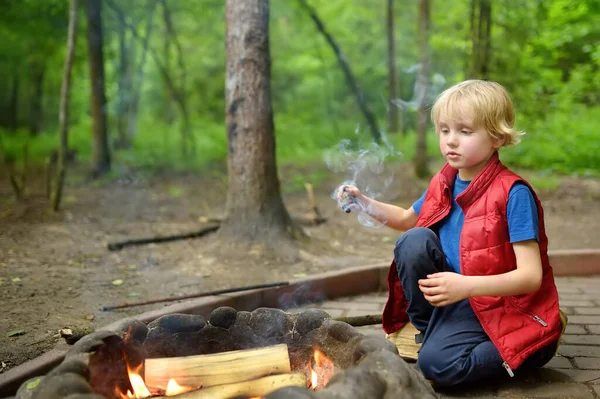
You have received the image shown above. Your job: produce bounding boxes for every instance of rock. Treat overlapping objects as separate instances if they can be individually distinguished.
[147,313,206,334]
[295,309,331,336]
[266,386,319,398]
[47,353,91,380]
[31,373,93,399]
[352,335,398,363]
[209,307,238,329]
[15,376,43,399]
[112,319,148,343]
[66,331,122,357]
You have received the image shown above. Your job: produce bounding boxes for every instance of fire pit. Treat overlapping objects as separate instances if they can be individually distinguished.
[14,307,437,399]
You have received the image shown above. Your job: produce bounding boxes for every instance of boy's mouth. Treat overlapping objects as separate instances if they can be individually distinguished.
[447,151,460,159]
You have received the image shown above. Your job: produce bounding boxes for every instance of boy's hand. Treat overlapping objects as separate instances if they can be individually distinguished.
[418,273,473,307]
[336,184,364,200]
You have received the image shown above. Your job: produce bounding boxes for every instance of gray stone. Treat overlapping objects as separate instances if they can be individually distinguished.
[209,306,238,329]
[66,331,122,357]
[147,313,206,334]
[565,324,588,334]
[295,309,331,336]
[31,373,93,399]
[573,357,600,370]
[561,334,600,345]
[112,318,148,343]
[63,395,106,399]
[47,353,91,380]
[558,345,600,357]
[317,368,387,399]
[323,320,361,344]
[15,376,44,399]
[496,382,594,398]
[545,356,573,369]
[352,335,398,363]
[248,308,293,341]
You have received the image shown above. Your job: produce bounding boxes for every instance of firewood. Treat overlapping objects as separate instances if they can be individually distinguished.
[169,373,306,399]
[144,344,292,389]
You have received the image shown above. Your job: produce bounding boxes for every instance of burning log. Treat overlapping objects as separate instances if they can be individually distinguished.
[144,344,292,390]
[167,373,306,399]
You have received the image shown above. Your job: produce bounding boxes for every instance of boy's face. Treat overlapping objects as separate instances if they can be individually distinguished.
[438,111,503,181]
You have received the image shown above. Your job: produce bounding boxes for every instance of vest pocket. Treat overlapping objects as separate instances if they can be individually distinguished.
[507,297,548,327]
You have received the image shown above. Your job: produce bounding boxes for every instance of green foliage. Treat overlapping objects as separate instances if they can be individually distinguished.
[1,0,598,180]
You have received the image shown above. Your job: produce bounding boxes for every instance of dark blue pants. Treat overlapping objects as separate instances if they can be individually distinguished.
[394,228,556,387]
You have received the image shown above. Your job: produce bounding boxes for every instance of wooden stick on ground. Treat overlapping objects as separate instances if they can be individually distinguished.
[144,344,292,390]
[172,373,306,399]
[106,223,220,251]
[334,314,382,327]
[102,281,290,311]
[304,182,326,224]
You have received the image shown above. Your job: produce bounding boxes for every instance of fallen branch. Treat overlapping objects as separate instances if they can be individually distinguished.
[145,344,291,389]
[334,314,382,327]
[102,281,290,311]
[173,373,306,399]
[106,223,220,251]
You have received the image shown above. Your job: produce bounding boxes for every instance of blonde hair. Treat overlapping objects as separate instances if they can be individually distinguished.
[431,80,524,146]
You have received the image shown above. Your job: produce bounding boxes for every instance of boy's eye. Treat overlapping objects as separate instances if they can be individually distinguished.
[441,129,449,134]
[461,130,472,135]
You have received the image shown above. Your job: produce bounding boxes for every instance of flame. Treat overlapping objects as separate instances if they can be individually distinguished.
[116,364,151,399]
[165,378,196,396]
[308,349,334,390]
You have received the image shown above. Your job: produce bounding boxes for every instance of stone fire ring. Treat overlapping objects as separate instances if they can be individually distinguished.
[11,307,437,399]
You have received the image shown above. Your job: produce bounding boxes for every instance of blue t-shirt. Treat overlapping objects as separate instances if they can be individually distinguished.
[412,176,539,273]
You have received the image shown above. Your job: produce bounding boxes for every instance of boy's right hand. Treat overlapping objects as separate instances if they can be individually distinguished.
[336,184,367,213]
[336,184,363,200]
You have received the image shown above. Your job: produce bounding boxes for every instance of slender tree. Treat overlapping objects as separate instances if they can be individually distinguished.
[298,0,381,144]
[387,0,402,134]
[414,0,431,178]
[469,0,492,79]
[28,61,45,136]
[86,0,111,177]
[51,0,78,211]
[219,0,302,249]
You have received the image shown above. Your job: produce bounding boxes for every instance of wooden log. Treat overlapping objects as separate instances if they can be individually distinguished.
[144,344,291,390]
[169,373,306,399]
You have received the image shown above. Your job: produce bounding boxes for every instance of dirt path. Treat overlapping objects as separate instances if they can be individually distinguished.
[1,162,599,374]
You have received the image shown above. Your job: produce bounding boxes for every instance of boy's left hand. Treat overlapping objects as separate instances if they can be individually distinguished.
[418,273,472,307]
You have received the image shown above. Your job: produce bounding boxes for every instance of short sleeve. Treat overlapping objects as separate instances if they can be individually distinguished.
[507,182,539,243]
[412,189,427,216]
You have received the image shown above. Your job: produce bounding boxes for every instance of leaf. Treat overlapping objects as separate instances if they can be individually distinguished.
[7,329,25,337]
[127,265,137,270]
[26,377,41,390]
[11,277,21,283]
[85,314,95,321]
[168,186,184,198]
[127,292,140,297]
[111,279,124,286]
[0,277,7,285]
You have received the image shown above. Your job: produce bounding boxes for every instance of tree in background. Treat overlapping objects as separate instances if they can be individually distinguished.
[469,0,492,79]
[415,0,431,178]
[51,0,78,211]
[219,0,303,254]
[387,0,402,134]
[86,0,111,177]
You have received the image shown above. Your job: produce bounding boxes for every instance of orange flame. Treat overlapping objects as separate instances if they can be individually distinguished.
[308,349,334,390]
[165,378,196,396]
[116,361,196,398]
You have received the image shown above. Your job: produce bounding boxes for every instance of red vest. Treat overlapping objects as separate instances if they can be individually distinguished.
[382,152,562,370]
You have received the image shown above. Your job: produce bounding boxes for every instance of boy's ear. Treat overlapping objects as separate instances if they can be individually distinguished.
[493,136,505,149]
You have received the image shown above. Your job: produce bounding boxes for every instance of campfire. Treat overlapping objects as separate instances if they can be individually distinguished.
[115,344,335,398]
[18,307,437,399]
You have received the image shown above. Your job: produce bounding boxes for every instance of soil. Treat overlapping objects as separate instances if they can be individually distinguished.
[1,160,600,375]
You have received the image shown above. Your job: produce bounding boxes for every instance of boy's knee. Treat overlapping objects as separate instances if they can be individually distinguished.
[394,228,437,262]
[417,346,455,387]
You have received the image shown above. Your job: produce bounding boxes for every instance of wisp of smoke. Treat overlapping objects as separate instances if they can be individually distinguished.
[324,127,400,228]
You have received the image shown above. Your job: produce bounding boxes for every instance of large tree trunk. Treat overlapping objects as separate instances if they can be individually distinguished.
[219,0,301,249]
[51,0,78,211]
[469,0,492,79]
[414,0,430,178]
[386,0,402,134]
[86,0,111,177]
[298,0,381,144]
[29,62,45,136]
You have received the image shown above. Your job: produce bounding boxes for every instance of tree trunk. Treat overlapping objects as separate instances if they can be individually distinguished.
[8,70,19,131]
[51,0,78,211]
[115,14,130,149]
[414,0,430,179]
[298,0,381,144]
[127,0,158,142]
[469,0,492,79]
[219,0,301,248]
[387,0,401,134]
[29,62,45,136]
[86,0,111,177]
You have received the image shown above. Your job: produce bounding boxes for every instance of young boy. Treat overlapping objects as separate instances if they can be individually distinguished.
[338,80,565,387]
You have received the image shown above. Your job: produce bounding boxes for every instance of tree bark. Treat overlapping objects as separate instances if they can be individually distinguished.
[219,0,302,248]
[387,0,402,134]
[469,0,492,79]
[115,11,131,149]
[29,62,45,136]
[8,70,19,131]
[86,0,111,177]
[52,0,78,211]
[298,0,381,144]
[414,0,431,179]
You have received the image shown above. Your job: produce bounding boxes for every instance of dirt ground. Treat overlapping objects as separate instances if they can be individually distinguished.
[1,160,600,374]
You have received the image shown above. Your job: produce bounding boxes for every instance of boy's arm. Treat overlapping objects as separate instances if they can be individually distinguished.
[363,198,419,232]
[418,240,543,306]
[466,239,543,297]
